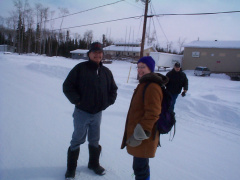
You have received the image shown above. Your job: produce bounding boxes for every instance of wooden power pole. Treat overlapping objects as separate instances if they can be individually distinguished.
[140,0,149,58]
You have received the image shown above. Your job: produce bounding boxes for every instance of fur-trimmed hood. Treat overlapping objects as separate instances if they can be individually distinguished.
[139,73,169,86]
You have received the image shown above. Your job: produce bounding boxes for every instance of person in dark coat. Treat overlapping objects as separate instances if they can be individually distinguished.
[166,62,188,111]
[121,56,169,180]
[63,42,118,179]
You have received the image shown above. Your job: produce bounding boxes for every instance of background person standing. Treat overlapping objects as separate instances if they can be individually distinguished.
[166,62,188,111]
[63,42,118,179]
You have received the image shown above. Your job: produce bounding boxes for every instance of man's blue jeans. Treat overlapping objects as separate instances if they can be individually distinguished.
[170,93,179,112]
[70,108,102,150]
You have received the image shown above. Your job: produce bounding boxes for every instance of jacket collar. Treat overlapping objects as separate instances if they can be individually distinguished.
[139,73,169,86]
[88,59,103,70]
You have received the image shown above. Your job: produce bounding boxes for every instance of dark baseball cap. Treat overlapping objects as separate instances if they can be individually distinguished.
[88,42,103,53]
[174,62,181,68]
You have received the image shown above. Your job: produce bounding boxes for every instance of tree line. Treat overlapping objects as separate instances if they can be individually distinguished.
[0,0,184,58]
[0,0,113,58]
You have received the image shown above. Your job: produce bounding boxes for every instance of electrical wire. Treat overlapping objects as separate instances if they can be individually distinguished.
[150,2,169,43]
[53,15,143,31]
[52,10,240,32]
[44,0,125,23]
[154,11,240,17]
[123,0,144,10]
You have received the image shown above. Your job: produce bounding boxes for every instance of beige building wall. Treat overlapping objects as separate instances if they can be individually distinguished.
[143,47,156,56]
[182,47,240,73]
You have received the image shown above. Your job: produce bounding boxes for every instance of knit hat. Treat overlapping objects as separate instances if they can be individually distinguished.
[137,56,155,72]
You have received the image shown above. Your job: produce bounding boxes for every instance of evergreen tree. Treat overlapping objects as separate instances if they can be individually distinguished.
[35,23,41,54]
[16,14,22,54]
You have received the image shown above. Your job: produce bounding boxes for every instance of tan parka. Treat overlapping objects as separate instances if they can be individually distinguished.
[121,73,169,158]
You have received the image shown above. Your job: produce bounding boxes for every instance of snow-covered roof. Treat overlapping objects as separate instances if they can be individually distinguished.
[184,41,240,49]
[103,45,156,52]
[70,49,88,54]
[114,42,141,46]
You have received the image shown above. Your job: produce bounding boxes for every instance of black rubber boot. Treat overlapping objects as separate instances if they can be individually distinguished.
[65,147,80,179]
[88,145,106,175]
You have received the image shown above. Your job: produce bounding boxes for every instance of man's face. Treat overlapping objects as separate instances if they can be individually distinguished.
[89,51,103,64]
[174,66,181,72]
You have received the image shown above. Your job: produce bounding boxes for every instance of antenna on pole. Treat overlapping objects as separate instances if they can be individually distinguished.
[140,0,150,58]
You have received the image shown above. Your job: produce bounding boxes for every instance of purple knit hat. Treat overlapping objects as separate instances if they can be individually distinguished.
[137,56,155,72]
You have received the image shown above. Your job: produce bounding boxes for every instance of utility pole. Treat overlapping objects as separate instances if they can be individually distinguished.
[140,0,150,58]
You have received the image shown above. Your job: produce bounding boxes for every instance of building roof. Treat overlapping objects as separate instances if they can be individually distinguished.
[103,45,156,52]
[184,40,240,49]
[114,42,141,46]
[70,49,88,54]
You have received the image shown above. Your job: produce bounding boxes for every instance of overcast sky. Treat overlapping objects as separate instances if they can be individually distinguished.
[0,0,240,51]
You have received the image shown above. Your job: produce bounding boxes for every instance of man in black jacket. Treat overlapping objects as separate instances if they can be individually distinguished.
[63,42,118,179]
[166,62,188,111]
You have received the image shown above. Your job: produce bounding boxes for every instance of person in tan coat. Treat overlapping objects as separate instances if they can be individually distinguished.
[121,56,169,180]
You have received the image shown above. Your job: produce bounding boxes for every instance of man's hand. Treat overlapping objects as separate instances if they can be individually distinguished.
[181,91,186,97]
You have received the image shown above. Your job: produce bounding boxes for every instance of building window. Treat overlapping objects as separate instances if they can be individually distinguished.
[192,52,200,57]
[219,53,226,57]
[201,52,207,56]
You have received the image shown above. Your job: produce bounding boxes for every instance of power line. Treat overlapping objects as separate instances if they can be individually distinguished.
[52,10,240,31]
[150,2,169,43]
[154,10,240,17]
[123,0,144,10]
[53,15,143,31]
[44,0,125,23]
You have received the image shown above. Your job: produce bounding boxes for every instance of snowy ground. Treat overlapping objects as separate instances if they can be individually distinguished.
[0,53,240,180]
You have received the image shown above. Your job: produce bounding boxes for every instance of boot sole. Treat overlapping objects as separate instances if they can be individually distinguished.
[88,166,106,175]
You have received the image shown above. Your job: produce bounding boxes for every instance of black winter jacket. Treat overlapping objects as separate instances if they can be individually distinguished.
[166,69,188,95]
[63,60,118,114]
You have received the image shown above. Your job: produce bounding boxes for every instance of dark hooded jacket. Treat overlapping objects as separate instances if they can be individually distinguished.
[121,73,169,158]
[166,68,188,95]
[63,60,118,114]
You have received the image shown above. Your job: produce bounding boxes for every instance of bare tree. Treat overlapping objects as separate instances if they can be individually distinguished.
[20,0,33,53]
[13,0,23,54]
[178,37,186,54]
[0,16,4,27]
[25,6,34,53]
[35,3,43,54]
[6,12,18,48]
[49,10,55,56]
[146,30,156,46]
[56,7,69,56]
[42,7,49,54]
[84,30,93,48]
[167,41,173,53]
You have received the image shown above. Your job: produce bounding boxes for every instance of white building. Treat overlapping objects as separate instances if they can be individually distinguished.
[0,45,15,53]
[70,49,88,60]
[103,42,157,60]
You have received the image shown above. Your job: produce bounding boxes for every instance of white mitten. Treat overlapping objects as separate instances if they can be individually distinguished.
[134,124,150,140]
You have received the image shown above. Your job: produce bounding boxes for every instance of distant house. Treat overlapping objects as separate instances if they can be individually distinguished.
[182,41,240,73]
[0,45,15,53]
[103,42,157,60]
[70,49,88,60]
